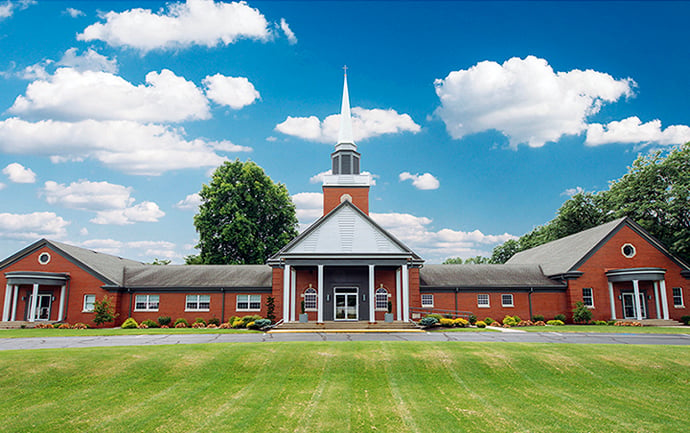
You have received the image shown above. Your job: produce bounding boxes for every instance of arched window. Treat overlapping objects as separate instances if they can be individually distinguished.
[375,287,389,310]
[304,287,317,311]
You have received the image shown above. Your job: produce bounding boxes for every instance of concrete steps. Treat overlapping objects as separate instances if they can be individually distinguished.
[0,321,58,329]
[638,319,684,327]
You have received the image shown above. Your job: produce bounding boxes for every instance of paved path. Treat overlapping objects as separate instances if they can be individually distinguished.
[0,331,689,350]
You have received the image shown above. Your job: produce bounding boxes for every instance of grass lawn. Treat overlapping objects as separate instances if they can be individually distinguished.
[519,325,690,334]
[0,327,256,338]
[1,342,688,432]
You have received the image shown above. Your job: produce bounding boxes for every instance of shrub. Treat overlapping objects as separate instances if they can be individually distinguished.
[453,317,469,327]
[240,315,262,326]
[191,322,206,328]
[266,297,276,323]
[484,317,495,324]
[138,323,149,329]
[141,319,158,328]
[35,323,53,329]
[607,320,616,326]
[439,318,455,327]
[207,317,221,326]
[219,323,231,329]
[546,319,564,326]
[513,315,521,323]
[174,318,189,328]
[475,320,486,328]
[231,318,245,328]
[502,315,518,326]
[92,296,118,326]
[160,325,169,329]
[593,320,608,326]
[572,301,592,324]
[72,323,88,329]
[533,320,546,326]
[58,323,71,329]
[681,315,690,325]
[227,316,238,326]
[207,324,218,329]
[121,318,138,329]
[531,314,544,322]
[425,313,444,321]
[418,317,439,327]
[516,320,533,327]
[194,317,206,326]
[52,323,61,328]
[157,316,172,327]
[468,314,477,325]
[250,318,272,329]
[554,314,566,322]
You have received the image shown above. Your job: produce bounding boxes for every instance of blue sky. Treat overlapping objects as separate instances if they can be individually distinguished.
[0,0,688,263]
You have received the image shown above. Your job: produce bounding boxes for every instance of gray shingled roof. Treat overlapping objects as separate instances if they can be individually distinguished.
[48,240,143,285]
[420,264,564,288]
[506,217,627,276]
[123,264,272,288]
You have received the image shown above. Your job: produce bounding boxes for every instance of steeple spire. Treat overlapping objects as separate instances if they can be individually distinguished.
[337,66,355,148]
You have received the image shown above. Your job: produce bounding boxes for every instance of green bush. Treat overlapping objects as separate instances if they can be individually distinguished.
[468,314,477,325]
[174,318,189,327]
[572,301,592,324]
[554,314,566,322]
[547,319,565,326]
[502,315,518,326]
[141,319,159,328]
[239,315,263,327]
[681,315,690,325]
[207,317,221,326]
[531,314,544,322]
[475,320,486,328]
[607,320,616,326]
[121,318,138,329]
[593,320,608,326]
[425,313,444,321]
[157,316,171,327]
[250,318,272,329]
[484,317,495,324]
[513,315,521,323]
[194,317,206,326]
[419,317,439,327]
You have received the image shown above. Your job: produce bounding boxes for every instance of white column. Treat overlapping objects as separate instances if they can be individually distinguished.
[317,265,324,323]
[10,285,18,321]
[401,264,409,322]
[608,282,616,320]
[653,281,661,319]
[290,267,297,322]
[659,279,670,320]
[28,283,39,322]
[368,265,375,322]
[2,284,11,321]
[282,264,290,322]
[58,285,66,322]
[632,280,642,320]
[395,267,402,321]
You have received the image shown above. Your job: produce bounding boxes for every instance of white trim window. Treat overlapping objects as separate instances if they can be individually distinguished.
[672,287,684,308]
[134,295,159,312]
[477,294,490,308]
[83,294,96,312]
[582,288,594,308]
[376,287,389,310]
[186,294,210,311]
[237,294,261,311]
[421,294,434,308]
[304,288,317,311]
[501,294,514,307]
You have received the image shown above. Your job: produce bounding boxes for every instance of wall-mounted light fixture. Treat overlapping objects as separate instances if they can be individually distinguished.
[326,294,331,302]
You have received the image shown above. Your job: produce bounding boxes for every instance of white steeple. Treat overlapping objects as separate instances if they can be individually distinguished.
[336,67,355,150]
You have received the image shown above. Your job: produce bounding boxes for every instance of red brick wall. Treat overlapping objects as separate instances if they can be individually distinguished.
[372,268,396,321]
[271,267,284,321]
[323,186,370,215]
[295,267,318,321]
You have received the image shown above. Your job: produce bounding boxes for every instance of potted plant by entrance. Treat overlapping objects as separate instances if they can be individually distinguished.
[385,301,394,323]
[299,300,308,323]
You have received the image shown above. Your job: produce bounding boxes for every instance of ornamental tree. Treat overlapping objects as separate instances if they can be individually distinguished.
[93,296,118,326]
[193,160,299,264]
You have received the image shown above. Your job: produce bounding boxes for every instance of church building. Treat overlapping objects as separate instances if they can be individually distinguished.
[1,74,689,328]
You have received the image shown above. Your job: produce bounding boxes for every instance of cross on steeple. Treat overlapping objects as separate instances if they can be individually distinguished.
[343,65,348,75]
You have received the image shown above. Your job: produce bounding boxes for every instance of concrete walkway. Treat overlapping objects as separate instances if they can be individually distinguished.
[0,330,689,350]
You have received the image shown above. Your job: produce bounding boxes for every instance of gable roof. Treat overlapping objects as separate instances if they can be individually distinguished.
[506,217,690,276]
[123,264,272,288]
[420,264,564,288]
[0,239,143,285]
[269,200,422,262]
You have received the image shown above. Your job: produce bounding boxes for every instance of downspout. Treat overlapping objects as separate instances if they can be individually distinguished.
[128,289,133,318]
[63,279,71,322]
[221,288,226,323]
[528,287,534,320]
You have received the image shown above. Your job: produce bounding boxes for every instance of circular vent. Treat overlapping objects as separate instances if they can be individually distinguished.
[621,243,636,258]
[38,252,51,265]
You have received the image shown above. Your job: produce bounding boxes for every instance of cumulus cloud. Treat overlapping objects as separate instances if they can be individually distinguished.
[19,63,50,80]
[0,0,33,19]
[64,7,84,18]
[81,239,178,259]
[175,193,202,210]
[58,48,118,73]
[292,192,323,224]
[399,172,439,190]
[0,118,238,175]
[434,55,636,148]
[3,162,36,183]
[585,116,690,147]
[0,211,69,240]
[280,18,297,44]
[203,74,260,109]
[10,68,208,122]
[309,169,377,185]
[90,201,165,225]
[561,186,584,197]
[78,0,273,52]
[276,107,420,143]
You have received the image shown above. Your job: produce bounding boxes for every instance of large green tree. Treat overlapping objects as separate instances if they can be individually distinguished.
[193,160,299,264]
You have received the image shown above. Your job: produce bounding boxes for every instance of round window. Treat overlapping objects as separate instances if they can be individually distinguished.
[38,252,51,265]
[621,244,636,258]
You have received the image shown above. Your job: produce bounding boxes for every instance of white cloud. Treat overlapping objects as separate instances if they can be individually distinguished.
[11,68,208,122]
[266,136,277,142]
[90,201,165,225]
[434,55,635,148]
[58,48,118,73]
[0,211,69,240]
[78,0,272,52]
[309,169,377,185]
[176,192,202,210]
[210,140,252,152]
[0,0,33,19]
[0,183,5,190]
[585,116,690,147]
[82,238,178,260]
[79,227,89,236]
[64,7,84,18]
[561,186,584,197]
[0,118,234,175]
[80,238,123,255]
[127,240,177,258]
[203,74,260,109]
[3,162,36,183]
[280,18,297,44]
[276,107,420,143]
[399,172,439,190]
[292,192,323,224]
[19,63,50,80]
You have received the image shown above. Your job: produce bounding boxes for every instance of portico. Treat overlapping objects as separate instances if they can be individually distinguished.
[2,271,70,322]
[606,267,670,320]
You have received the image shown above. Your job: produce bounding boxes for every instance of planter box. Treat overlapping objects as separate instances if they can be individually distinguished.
[299,313,308,323]
[384,313,394,323]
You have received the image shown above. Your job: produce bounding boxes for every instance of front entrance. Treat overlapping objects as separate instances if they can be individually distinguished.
[28,293,52,321]
[334,288,358,320]
[622,292,647,319]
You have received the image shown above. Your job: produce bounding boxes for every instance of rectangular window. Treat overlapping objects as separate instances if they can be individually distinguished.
[237,294,261,311]
[672,287,684,307]
[477,294,490,308]
[83,294,96,312]
[186,294,210,311]
[501,294,514,307]
[421,294,434,308]
[134,295,159,312]
[582,287,594,308]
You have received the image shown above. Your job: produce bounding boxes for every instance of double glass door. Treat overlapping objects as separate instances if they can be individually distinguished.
[28,294,52,321]
[334,288,358,320]
[622,292,647,319]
